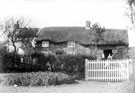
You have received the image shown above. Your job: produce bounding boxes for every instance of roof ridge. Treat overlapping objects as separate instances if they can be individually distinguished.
[44,26,85,28]
[105,28,127,31]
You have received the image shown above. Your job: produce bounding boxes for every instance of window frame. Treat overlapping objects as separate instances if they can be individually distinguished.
[67,41,75,48]
[42,41,49,48]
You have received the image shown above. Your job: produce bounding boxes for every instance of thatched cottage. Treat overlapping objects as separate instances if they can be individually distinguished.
[36,24,128,59]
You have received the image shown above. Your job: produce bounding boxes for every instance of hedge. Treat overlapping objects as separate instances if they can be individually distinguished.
[0,72,76,86]
[1,52,96,76]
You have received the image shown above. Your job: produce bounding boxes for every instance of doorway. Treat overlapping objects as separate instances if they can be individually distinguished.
[103,50,112,59]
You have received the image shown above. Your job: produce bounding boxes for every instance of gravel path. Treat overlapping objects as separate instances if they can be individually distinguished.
[0,80,134,93]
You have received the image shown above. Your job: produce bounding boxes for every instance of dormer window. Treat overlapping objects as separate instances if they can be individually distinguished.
[42,41,49,47]
[67,41,75,47]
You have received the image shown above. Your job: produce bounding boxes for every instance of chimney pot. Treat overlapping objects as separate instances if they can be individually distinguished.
[85,21,91,29]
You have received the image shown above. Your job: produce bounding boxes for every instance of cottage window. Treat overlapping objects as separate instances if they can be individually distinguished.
[67,41,75,47]
[42,41,49,47]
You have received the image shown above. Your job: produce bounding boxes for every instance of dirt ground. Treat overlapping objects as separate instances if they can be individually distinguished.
[0,80,134,93]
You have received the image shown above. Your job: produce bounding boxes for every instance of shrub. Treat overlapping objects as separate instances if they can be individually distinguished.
[1,50,95,80]
[0,72,75,86]
[55,55,95,72]
[1,52,57,72]
[31,53,57,71]
[0,46,9,73]
[2,53,22,72]
[30,54,95,75]
[53,55,96,79]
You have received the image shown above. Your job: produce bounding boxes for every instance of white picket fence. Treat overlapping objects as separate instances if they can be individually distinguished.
[85,59,130,81]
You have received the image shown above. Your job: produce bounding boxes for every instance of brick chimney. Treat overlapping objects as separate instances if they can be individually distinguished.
[14,21,20,29]
[85,21,91,29]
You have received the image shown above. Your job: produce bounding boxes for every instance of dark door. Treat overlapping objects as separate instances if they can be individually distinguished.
[103,50,112,59]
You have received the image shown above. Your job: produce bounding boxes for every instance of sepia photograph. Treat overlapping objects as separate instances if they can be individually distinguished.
[0,0,135,93]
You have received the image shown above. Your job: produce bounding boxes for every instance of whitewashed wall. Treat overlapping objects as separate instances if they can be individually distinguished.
[128,28,135,47]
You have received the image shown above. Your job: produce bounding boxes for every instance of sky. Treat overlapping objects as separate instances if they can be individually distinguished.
[0,0,130,29]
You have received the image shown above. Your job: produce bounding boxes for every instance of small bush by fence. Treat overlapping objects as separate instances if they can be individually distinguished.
[55,55,95,73]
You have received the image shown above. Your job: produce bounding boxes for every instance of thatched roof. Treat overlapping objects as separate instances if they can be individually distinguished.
[17,28,38,38]
[36,27,128,45]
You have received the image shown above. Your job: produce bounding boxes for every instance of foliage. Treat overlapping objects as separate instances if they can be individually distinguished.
[31,53,57,71]
[92,23,105,41]
[112,47,129,59]
[0,17,38,67]
[1,52,56,72]
[1,51,95,80]
[53,55,96,80]
[2,53,21,72]
[29,53,95,74]
[0,47,7,72]
[127,0,135,27]
[0,72,75,86]
[17,27,38,53]
[91,23,105,58]
[128,0,135,5]
[29,53,92,74]
[0,18,26,55]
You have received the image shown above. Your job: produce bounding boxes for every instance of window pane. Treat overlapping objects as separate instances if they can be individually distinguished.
[68,41,75,47]
[42,41,49,47]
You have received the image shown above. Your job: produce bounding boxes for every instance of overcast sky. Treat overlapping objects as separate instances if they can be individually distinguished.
[0,0,130,29]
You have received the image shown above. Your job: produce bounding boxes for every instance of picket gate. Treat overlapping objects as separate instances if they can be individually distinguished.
[85,59,130,81]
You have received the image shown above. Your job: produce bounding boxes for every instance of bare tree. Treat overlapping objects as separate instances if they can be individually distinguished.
[0,17,34,67]
[1,18,30,53]
[127,0,135,28]
[91,23,105,58]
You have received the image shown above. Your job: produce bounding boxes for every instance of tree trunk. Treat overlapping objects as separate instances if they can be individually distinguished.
[12,43,17,68]
[95,43,97,59]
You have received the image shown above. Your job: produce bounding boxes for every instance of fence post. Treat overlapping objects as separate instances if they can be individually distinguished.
[127,59,129,81]
[85,59,88,80]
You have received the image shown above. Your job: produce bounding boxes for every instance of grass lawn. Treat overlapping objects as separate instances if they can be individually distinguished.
[0,80,134,93]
